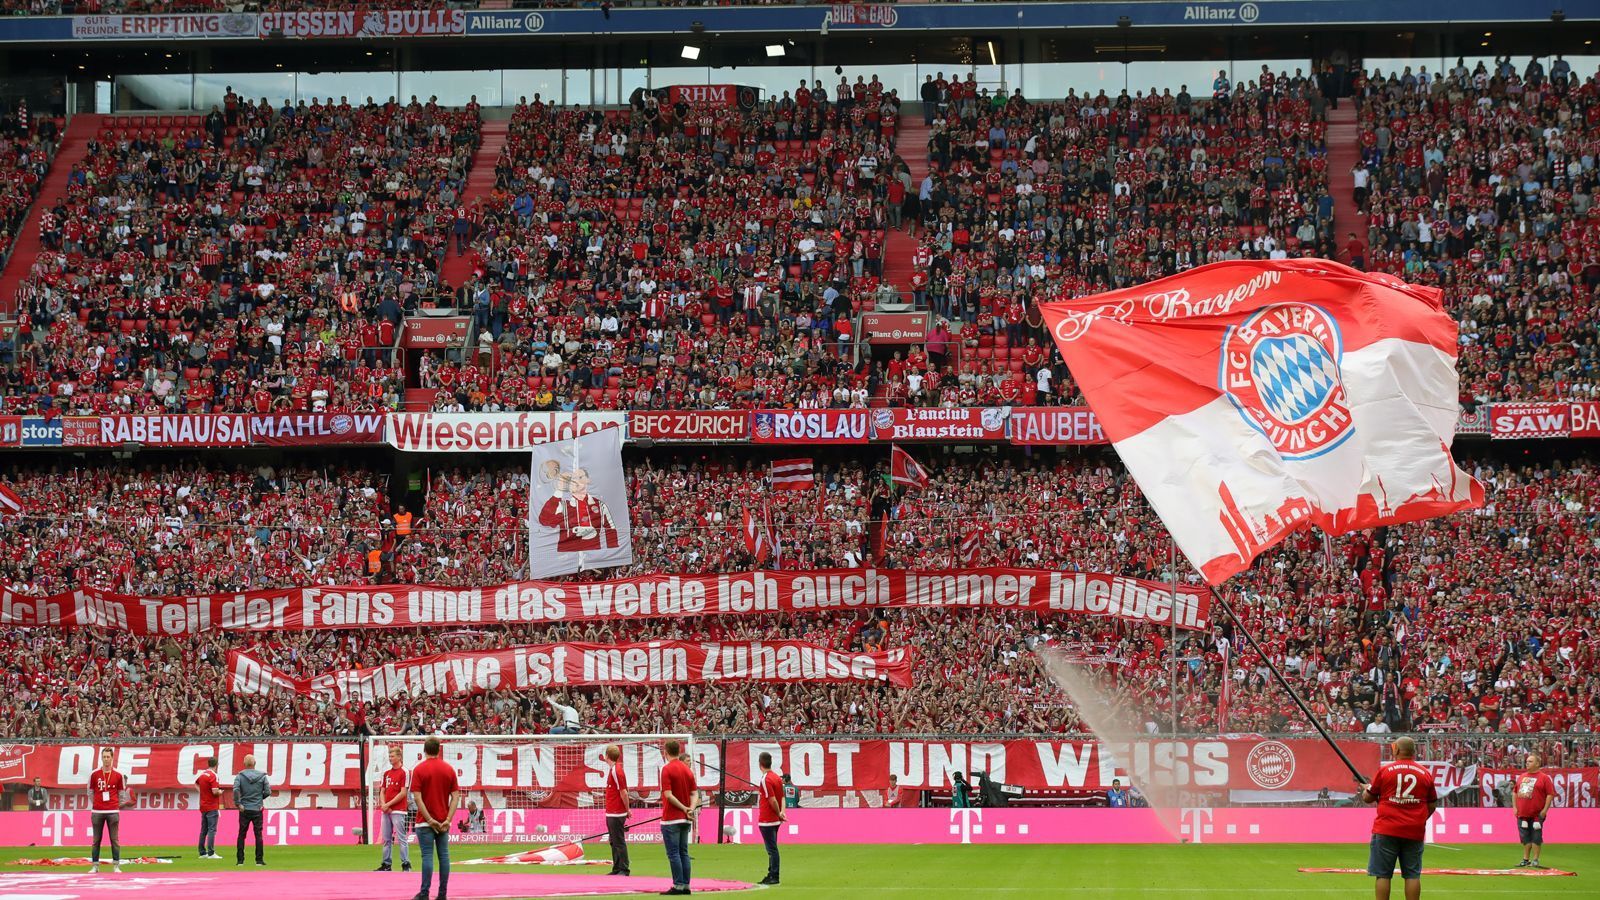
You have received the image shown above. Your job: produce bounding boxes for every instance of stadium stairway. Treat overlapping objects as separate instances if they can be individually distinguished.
[0,113,101,317]
[1325,104,1367,259]
[880,117,933,301]
[440,118,509,289]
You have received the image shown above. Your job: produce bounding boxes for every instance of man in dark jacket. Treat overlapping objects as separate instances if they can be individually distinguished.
[233,755,272,866]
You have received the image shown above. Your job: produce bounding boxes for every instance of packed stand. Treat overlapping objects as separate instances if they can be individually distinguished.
[1,450,1596,749]
[0,102,58,274]
[2,93,481,415]
[1352,56,1600,405]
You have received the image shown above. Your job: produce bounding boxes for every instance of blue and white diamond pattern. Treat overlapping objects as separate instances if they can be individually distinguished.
[1250,334,1339,425]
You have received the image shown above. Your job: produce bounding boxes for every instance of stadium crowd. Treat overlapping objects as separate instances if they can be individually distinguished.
[4,93,478,415]
[4,63,1595,416]
[0,451,1596,763]
[1353,56,1600,405]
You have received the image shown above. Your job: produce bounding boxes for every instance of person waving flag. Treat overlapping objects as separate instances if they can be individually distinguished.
[1041,258,1483,583]
[889,445,931,491]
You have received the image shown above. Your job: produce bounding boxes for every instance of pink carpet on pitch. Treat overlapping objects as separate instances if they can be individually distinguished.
[0,870,758,898]
[1300,867,1576,876]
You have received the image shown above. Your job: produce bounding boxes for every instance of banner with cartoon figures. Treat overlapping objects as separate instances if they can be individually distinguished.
[528,428,632,577]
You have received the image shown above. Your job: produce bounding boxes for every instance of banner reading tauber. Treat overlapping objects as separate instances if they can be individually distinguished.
[528,428,632,577]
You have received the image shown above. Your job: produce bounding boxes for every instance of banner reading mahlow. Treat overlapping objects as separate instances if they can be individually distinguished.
[528,427,632,577]
[228,641,914,702]
[0,568,1210,635]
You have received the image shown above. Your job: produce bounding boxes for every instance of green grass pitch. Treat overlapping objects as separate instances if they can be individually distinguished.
[0,842,1592,897]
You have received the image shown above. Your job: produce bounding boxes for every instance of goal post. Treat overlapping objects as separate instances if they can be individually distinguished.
[363,734,695,848]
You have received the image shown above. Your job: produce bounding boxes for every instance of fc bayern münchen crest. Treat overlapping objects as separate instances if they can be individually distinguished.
[1220,304,1354,460]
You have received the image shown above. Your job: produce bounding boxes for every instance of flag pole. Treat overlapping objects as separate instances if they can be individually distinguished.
[1207,584,1368,787]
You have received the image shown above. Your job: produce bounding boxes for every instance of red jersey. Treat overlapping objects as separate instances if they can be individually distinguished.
[1513,771,1556,819]
[89,769,126,812]
[1369,760,1437,841]
[604,761,630,816]
[380,765,408,810]
[196,768,220,813]
[758,770,784,825]
[410,757,459,823]
[660,758,696,824]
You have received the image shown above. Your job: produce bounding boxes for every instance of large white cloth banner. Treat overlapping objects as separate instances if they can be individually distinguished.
[528,427,632,577]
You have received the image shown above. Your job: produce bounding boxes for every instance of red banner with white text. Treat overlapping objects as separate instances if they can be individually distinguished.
[76,413,387,448]
[1,738,1375,796]
[870,407,1008,442]
[629,410,749,442]
[0,568,1211,636]
[1489,402,1600,439]
[1006,407,1107,445]
[1480,769,1599,809]
[228,641,914,702]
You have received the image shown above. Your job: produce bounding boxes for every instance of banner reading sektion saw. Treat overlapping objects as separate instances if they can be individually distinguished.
[0,568,1210,635]
[228,641,914,701]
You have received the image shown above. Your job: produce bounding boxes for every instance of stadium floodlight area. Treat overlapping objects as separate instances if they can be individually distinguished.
[364,734,694,847]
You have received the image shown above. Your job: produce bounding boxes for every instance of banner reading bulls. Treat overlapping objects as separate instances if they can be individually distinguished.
[228,641,914,701]
[0,568,1211,636]
[2,738,1375,796]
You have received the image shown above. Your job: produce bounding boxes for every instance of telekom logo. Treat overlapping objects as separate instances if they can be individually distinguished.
[40,810,76,846]
[948,808,983,844]
[1180,808,1214,843]
[490,809,526,834]
[265,808,299,845]
[722,808,757,844]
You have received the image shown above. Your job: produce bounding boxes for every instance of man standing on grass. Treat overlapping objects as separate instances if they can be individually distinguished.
[756,752,785,886]
[1512,753,1557,868]
[233,754,271,867]
[1361,736,1437,900]
[195,756,222,859]
[603,744,631,876]
[658,739,697,896]
[87,748,126,874]
[410,736,460,900]
[376,745,412,873]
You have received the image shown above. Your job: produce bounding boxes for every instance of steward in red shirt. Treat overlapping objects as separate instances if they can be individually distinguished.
[87,748,126,872]
[1512,752,1558,868]
[603,744,632,876]
[194,756,222,859]
[659,739,697,893]
[756,751,787,886]
[1361,737,1437,897]
[410,737,460,900]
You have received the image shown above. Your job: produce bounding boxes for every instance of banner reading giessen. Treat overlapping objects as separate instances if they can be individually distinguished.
[0,568,1210,636]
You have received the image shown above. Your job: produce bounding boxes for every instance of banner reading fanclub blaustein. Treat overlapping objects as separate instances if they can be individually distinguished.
[528,427,632,577]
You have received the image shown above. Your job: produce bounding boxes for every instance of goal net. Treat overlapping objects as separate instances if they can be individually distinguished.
[363,734,695,847]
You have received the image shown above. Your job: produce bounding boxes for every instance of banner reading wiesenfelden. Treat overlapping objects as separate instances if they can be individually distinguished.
[1,568,1210,635]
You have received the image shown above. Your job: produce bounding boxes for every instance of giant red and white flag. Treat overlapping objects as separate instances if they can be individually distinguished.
[1041,259,1483,584]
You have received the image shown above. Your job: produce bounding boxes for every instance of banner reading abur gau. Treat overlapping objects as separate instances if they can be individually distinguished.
[228,641,914,702]
[528,427,632,577]
[0,568,1211,635]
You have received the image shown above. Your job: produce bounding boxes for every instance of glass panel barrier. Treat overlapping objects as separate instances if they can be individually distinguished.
[298,72,399,107]
[503,70,564,107]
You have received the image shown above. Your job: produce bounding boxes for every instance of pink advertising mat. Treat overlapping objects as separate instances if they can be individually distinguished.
[1300,867,1576,877]
[0,870,757,898]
